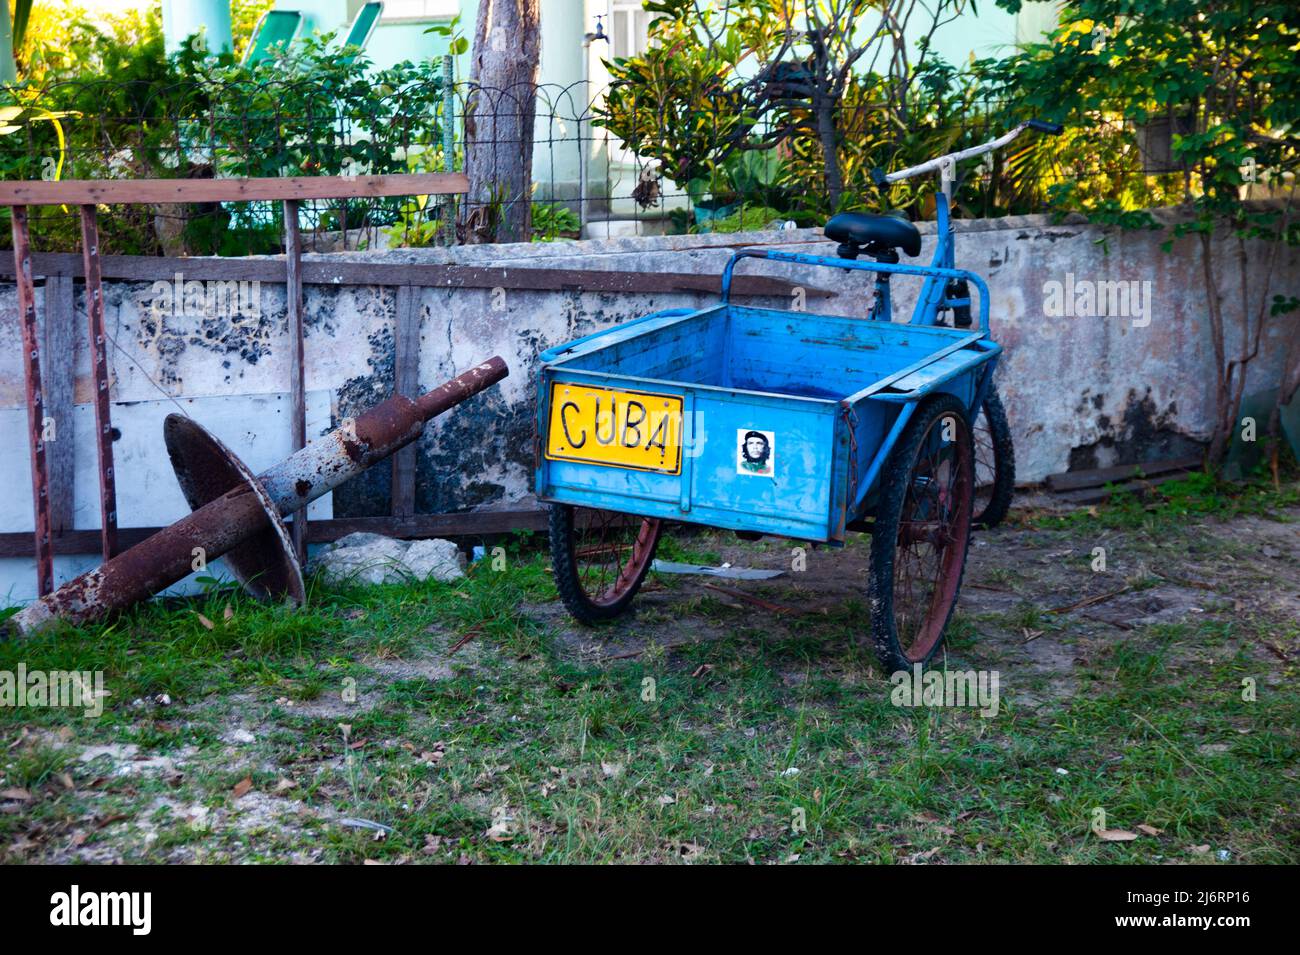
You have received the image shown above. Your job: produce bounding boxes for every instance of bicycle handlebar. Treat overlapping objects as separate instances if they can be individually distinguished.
[872,118,1065,188]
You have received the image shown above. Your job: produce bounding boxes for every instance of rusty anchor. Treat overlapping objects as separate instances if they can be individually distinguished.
[7,357,509,636]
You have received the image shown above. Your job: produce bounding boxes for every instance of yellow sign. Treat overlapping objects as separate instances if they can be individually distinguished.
[545,384,683,474]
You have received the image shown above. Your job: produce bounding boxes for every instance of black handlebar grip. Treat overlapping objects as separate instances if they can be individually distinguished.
[1027,119,1065,135]
[870,167,889,189]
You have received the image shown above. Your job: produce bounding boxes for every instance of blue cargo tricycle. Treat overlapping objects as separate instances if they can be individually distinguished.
[534,121,1061,670]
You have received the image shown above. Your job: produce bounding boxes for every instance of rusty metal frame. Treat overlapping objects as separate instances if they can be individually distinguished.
[9,206,53,595]
[4,172,471,595]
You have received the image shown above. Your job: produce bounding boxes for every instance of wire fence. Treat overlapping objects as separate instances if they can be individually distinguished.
[0,71,1170,257]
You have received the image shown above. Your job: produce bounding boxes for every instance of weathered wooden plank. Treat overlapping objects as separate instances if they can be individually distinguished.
[0,172,470,206]
[10,206,54,594]
[1045,456,1202,493]
[390,284,421,518]
[314,511,551,541]
[0,253,832,298]
[0,510,549,556]
[40,275,76,536]
[1052,472,1198,506]
[283,200,307,563]
[79,205,119,561]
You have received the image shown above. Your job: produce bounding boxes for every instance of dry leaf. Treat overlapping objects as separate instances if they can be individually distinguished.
[601,762,624,778]
[1095,828,1139,842]
[195,613,215,631]
[231,776,253,799]
[273,778,296,793]
[657,793,676,806]
[1137,824,1163,836]
[0,788,32,802]
[223,603,234,622]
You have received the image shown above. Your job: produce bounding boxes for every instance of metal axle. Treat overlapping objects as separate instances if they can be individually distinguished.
[8,357,509,636]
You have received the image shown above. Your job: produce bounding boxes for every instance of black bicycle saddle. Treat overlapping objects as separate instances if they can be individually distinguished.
[824,212,922,258]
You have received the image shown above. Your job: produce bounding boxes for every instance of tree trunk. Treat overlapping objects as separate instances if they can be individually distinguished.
[463,0,541,244]
[0,6,16,84]
[1200,232,1233,463]
[814,98,842,212]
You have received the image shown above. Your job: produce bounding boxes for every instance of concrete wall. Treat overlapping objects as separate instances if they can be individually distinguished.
[1,207,1296,598]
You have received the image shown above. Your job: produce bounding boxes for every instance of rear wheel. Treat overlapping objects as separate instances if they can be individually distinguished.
[972,386,1015,529]
[549,505,662,624]
[868,394,975,672]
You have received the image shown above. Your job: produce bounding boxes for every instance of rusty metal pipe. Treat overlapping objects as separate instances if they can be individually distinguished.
[8,357,508,636]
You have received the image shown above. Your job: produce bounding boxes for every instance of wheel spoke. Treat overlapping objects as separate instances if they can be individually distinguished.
[568,508,662,608]
[889,409,973,661]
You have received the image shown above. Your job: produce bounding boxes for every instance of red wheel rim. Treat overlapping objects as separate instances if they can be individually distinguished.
[892,412,973,661]
[571,509,661,607]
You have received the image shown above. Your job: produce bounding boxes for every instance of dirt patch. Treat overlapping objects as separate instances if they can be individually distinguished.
[540,505,1300,710]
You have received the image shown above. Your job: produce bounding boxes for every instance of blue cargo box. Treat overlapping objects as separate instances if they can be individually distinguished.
[534,304,998,543]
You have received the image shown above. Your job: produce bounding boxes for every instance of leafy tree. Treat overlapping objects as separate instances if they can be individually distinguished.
[0,11,448,255]
[988,0,1299,464]
[598,0,979,215]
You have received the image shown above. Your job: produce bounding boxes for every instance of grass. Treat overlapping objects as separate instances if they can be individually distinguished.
[1,482,1297,864]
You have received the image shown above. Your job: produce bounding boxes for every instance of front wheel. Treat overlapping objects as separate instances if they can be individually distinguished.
[549,505,663,624]
[868,394,975,672]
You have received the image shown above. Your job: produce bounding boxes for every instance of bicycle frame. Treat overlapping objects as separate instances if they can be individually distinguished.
[719,192,985,332]
[723,119,1063,332]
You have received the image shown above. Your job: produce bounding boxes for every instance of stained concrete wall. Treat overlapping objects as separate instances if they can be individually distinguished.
[1,206,1295,593]
[303,207,1295,496]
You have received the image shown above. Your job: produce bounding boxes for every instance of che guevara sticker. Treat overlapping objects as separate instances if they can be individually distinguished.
[736,428,775,477]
